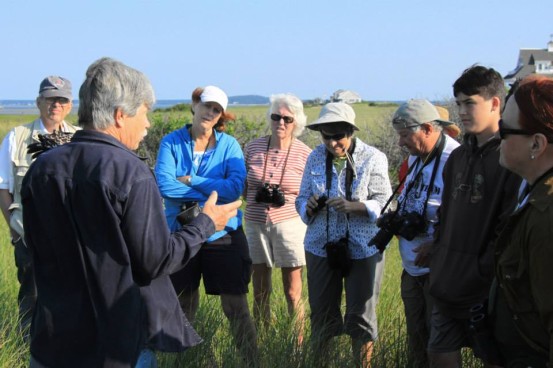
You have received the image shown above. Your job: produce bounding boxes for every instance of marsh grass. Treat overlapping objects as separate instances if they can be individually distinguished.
[0,211,483,367]
[0,106,481,367]
[0,216,406,367]
[0,228,28,368]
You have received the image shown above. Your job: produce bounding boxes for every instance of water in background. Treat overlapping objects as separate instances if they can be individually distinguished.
[0,99,188,115]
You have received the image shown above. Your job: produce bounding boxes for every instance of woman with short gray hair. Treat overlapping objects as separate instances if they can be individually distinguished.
[264,93,307,137]
[244,93,311,339]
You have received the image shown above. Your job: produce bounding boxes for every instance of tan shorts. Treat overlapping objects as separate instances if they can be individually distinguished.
[245,217,307,268]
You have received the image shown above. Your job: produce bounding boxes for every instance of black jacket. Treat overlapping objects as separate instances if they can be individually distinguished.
[21,130,213,368]
[429,135,521,318]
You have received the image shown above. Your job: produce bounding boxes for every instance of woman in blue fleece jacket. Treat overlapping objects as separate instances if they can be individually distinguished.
[155,85,257,364]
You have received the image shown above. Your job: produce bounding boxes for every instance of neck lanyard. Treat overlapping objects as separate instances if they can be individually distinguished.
[380,133,446,217]
[189,128,214,176]
[259,135,293,188]
[325,139,356,243]
[400,134,445,213]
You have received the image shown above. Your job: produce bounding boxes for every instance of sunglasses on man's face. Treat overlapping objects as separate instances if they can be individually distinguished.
[270,114,294,124]
[321,132,347,141]
[498,119,532,140]
[43,97,71,105]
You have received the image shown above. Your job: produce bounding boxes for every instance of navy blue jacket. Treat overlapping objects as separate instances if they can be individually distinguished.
[21,130,213,368]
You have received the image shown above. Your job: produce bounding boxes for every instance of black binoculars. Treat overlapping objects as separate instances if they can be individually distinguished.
[255,183,285,207]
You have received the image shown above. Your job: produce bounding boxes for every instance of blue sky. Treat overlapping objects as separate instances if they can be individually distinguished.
[1,0,551,101]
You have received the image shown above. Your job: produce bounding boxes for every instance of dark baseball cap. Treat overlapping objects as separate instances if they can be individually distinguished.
[39,76,72,99]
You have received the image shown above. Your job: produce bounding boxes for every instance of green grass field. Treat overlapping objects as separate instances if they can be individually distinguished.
[0,106,481,367]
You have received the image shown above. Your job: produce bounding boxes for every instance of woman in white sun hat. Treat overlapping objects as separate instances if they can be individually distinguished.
[296,102,392,366]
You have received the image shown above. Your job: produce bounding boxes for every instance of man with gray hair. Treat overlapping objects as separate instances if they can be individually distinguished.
[0,75,78,333]
[21,57,241,368]
[389,99,459,367]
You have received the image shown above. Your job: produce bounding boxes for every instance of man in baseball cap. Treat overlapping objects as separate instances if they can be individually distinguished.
[0,76,79,335]
[38,76,73,100]
[390,98,460,367]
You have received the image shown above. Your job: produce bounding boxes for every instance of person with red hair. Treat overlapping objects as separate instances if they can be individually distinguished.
[493,75,553,367]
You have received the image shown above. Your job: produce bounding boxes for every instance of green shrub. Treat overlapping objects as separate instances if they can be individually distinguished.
[137,113,190,167]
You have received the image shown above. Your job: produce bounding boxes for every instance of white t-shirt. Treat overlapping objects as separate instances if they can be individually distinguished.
[397,135,460,276]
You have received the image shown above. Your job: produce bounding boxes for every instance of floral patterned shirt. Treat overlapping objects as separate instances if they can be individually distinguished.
[295,138,392,259]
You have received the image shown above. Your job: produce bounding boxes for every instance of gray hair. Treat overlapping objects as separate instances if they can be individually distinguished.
[266,93,306,137]
[78,57,155,130]
[428,121,444,132]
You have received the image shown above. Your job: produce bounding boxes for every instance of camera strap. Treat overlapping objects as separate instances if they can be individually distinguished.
[378,133,446,223]
[325,139,356,244]
[399,133,446,216]
[259,135,293,190]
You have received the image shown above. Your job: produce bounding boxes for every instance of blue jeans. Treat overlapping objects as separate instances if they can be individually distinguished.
[135,349,158,368]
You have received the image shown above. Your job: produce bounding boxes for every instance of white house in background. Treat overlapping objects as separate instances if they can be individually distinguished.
[504,37,553,85]
[331,89,362,103]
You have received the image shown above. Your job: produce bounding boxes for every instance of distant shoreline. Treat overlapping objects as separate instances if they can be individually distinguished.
[0,99,272,115]
[0,100,190,115]
[0,98,405,116]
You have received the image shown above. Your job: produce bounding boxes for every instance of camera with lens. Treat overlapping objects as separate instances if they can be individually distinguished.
[369,211,427,253]
[313,195,327,213]
[324,237,351,276]
[255,183,285,207]
[176,201,201,226]
[394,211,427,240]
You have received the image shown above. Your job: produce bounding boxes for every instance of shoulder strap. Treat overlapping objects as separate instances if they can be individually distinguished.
[324,139,357,242]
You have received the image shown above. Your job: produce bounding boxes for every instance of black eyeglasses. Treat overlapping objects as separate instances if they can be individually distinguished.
[43,97,71,105]
[270,114,294,124]
[321,132,347,141]
[498,119,532,140]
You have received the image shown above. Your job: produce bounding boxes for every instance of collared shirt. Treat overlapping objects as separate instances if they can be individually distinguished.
[0,119,73,192]
[296,138,392,259]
